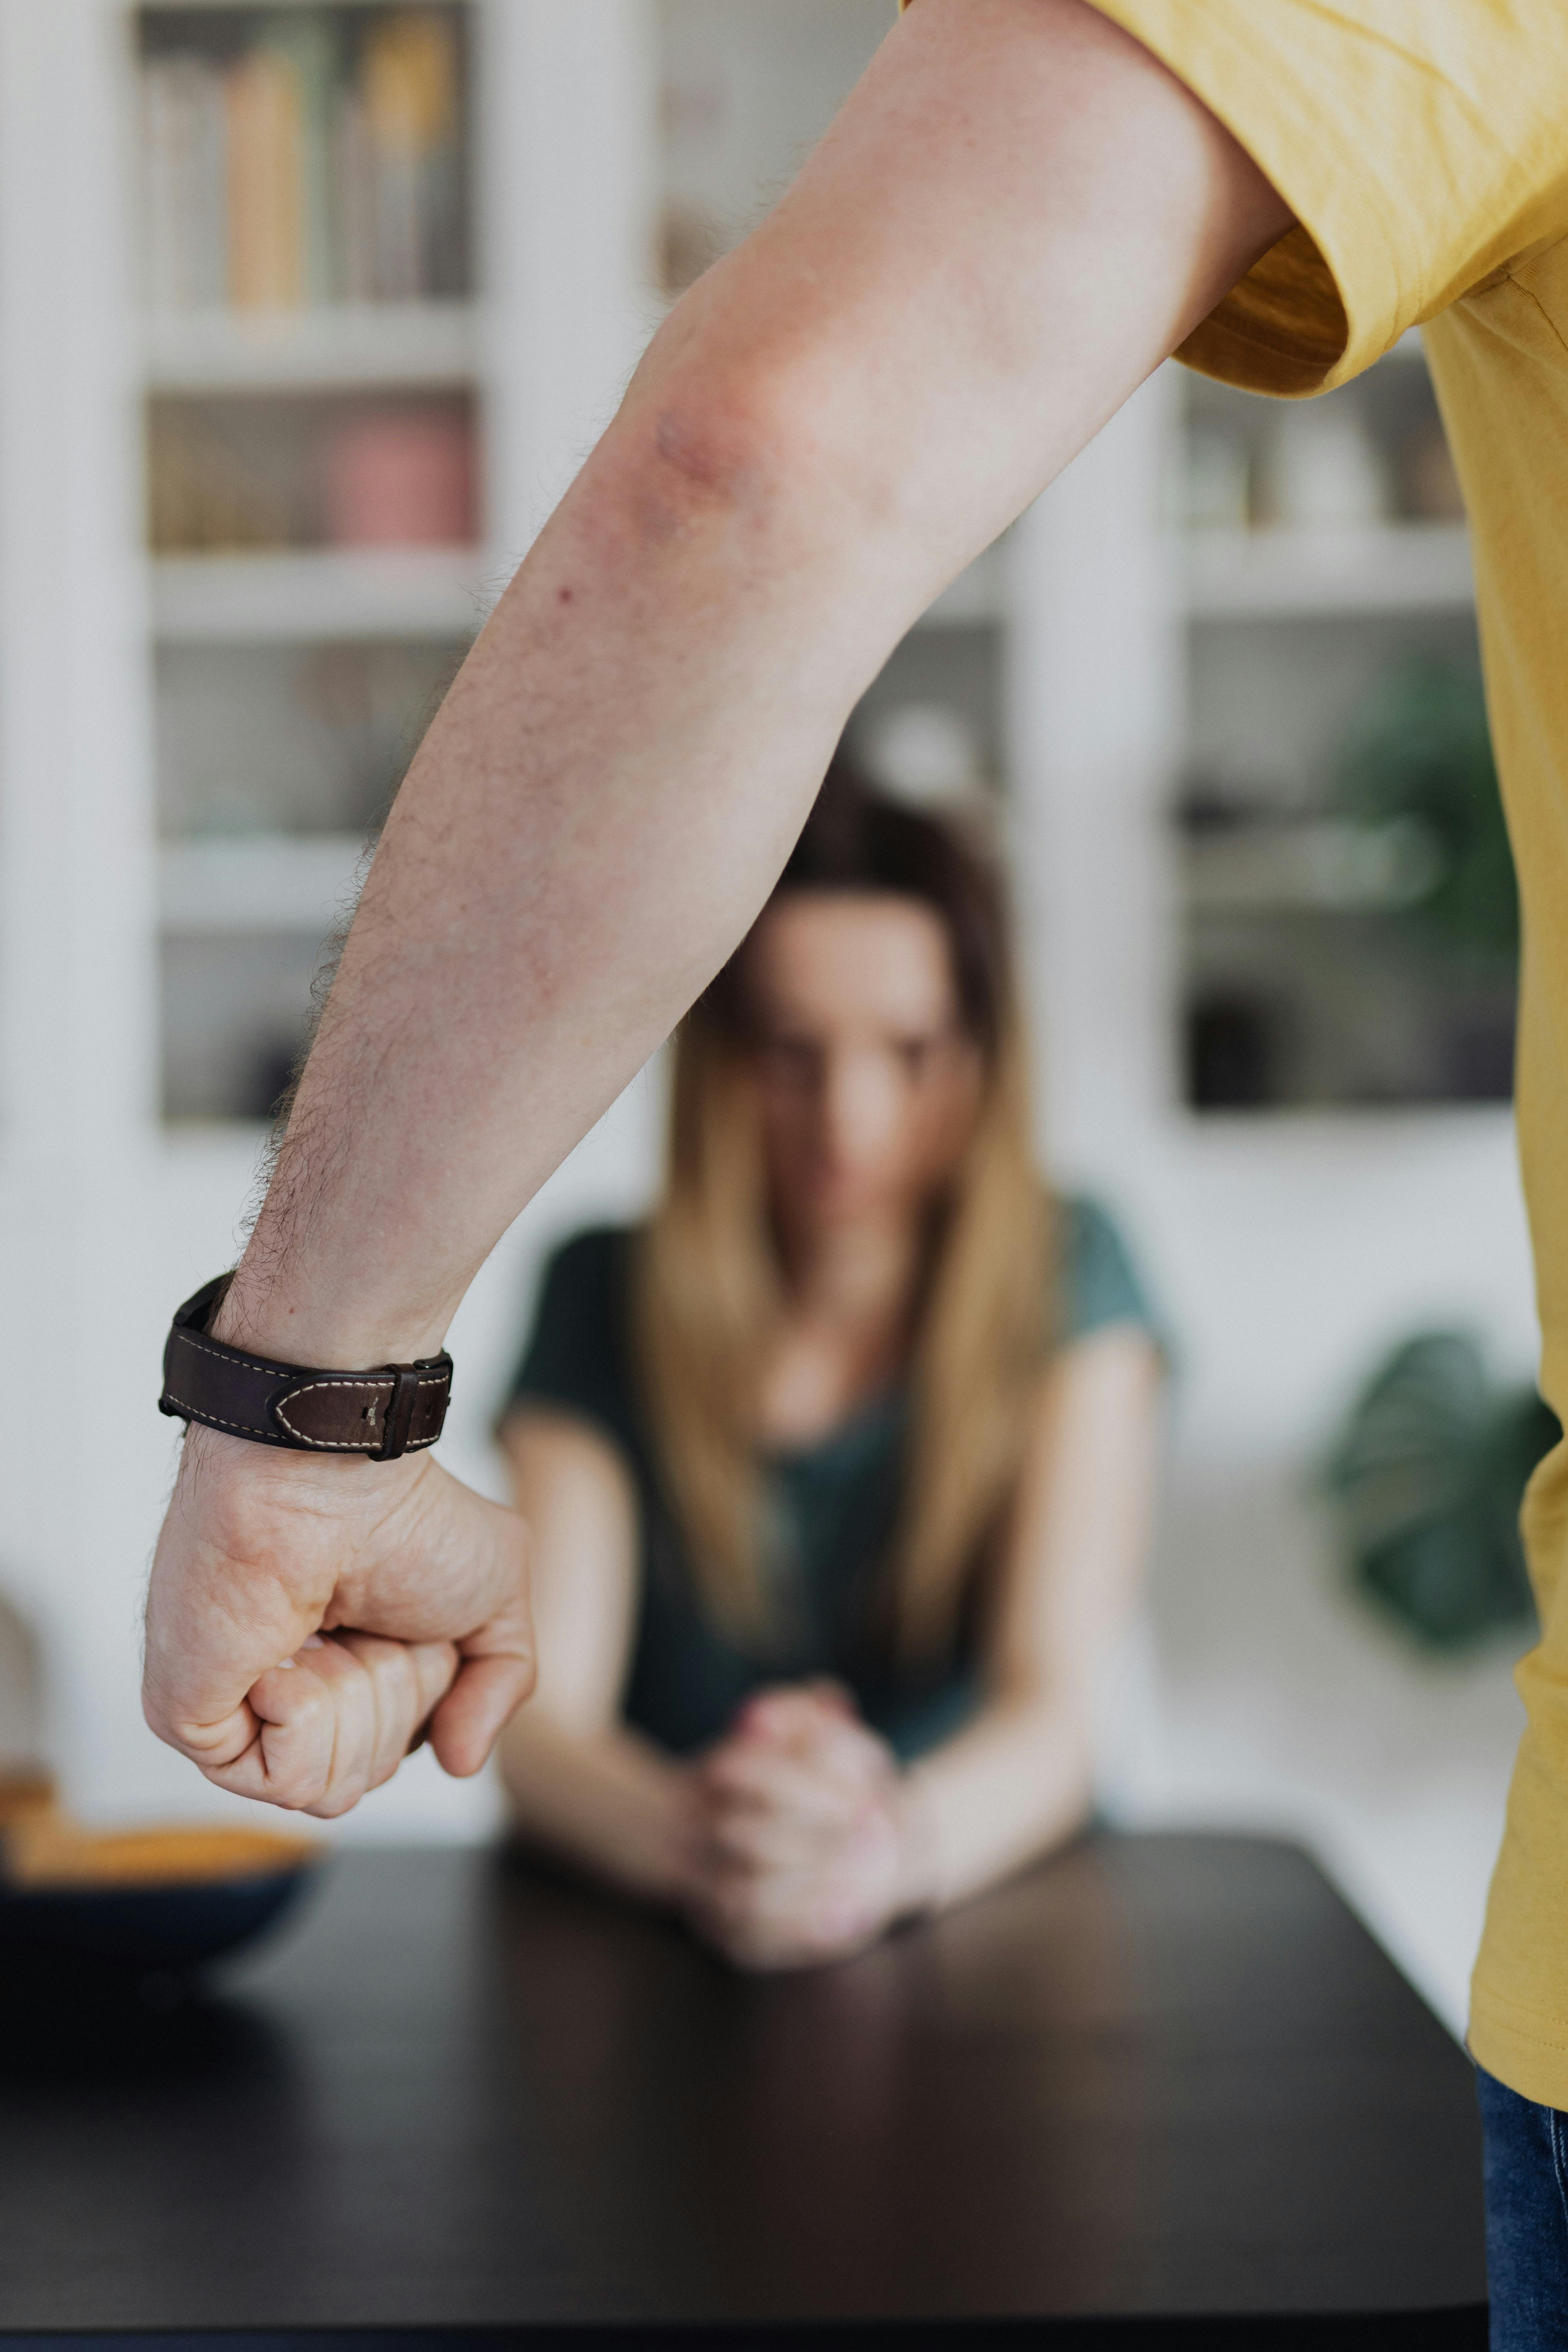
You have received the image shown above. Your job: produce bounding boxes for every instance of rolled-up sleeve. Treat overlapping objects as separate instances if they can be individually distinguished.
[902,0,1568,396]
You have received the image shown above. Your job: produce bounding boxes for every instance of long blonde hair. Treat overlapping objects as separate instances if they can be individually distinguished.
[633,766,1051,1660]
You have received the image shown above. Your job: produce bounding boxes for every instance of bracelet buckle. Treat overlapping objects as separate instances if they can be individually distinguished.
[158,1274,455,1461]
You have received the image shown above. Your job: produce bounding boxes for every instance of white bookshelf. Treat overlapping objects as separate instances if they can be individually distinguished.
[138,1,661,1142]
[1004,345,1530,1453]
[1003,356,1533,2032]
[132,3,489,1116]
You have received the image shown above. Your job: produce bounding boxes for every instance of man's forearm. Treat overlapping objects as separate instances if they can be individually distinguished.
[215,0,1291,1371]
[218,341,923,1366]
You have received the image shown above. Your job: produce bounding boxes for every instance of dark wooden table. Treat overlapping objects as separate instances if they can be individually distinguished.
[0,1834,1486,2345]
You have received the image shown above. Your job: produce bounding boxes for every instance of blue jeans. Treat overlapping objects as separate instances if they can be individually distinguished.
[1480,2062,1568,2347]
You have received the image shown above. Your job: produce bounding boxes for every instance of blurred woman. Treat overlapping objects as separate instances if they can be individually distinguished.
[497,761,1162,1969]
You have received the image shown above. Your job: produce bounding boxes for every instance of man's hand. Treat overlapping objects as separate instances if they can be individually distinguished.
[143,1430,533,1819]
[687,1684,929,1970]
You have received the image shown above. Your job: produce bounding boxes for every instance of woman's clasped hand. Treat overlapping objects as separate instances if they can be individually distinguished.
[684,1683,927,1969]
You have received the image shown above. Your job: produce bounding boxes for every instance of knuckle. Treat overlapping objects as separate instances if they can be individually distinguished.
[306,1774,367,1821]
[269,1760,328,1812]
[279,1680,329,1735]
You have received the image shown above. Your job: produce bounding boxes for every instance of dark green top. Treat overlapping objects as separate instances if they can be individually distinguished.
[504,1198,1159,1763]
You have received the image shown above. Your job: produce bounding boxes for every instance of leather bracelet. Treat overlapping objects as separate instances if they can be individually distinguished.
[158,1274,454,1461]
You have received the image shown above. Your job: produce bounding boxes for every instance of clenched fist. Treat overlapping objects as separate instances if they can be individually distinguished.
[144,1428,534,1819]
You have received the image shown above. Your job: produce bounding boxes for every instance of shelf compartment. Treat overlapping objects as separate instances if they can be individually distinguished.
[148,387,479,555]
[143,300,478,391]
[1183,905,1516,1111]
[138,7,471,312]
[156,637,461,836]
[1182,524,1472,621]
[152,547,494,641]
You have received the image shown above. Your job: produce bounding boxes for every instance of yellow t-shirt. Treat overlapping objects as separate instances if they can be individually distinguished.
[899,0,1568,2100]
[954,0,1568,2105]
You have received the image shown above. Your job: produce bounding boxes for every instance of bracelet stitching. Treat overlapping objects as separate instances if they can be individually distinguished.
[169,1396,441,1453]
[162,1390,274,1439]
[173,1331,306,1380]
[275,1374,448,1449]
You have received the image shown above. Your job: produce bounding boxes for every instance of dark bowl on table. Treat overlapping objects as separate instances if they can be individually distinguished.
[0,1823,324,1981]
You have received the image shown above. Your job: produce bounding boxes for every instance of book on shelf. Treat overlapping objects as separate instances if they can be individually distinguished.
[227,45,304,307]
[140,7,467,315]
[356,11,463,304]
[233,14,340,307]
